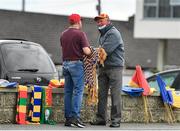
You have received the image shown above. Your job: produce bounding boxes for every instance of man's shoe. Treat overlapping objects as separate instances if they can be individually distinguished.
[71,118,85,128]
[90,120,106,125]
[64,118,75,127]
[64,119,71,127]
[109,122,120,128]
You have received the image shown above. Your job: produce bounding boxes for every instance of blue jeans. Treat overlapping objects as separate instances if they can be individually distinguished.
[62,60,84,119]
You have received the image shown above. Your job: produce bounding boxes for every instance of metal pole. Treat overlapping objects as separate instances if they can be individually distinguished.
[22,0,25,12]
[96,0,101,15]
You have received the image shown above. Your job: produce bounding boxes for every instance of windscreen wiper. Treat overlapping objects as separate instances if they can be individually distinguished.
[17,69,39,72]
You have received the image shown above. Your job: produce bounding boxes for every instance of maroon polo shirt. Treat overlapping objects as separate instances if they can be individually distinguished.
[60,28,90,61]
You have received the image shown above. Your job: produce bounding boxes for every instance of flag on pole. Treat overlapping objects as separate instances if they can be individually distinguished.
[129,65,150,96]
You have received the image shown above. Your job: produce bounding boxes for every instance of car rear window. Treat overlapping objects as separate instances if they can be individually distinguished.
[148,71,180,91]
[1,43,55,73]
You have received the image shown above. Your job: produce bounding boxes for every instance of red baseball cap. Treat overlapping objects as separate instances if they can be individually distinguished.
[69,14,81,24]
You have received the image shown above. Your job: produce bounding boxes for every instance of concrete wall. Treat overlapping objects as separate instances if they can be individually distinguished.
[1,88,180,124]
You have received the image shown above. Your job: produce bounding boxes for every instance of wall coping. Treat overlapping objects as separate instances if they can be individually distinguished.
[0,87,160,96]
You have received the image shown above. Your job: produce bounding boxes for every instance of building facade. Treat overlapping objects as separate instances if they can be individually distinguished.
[134,0,180,39]
[0,9,180,69]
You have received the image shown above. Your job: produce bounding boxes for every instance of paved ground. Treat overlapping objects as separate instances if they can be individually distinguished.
[0,123,180,131]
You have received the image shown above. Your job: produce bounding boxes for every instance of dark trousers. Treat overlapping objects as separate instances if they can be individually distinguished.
[96,67,122,123]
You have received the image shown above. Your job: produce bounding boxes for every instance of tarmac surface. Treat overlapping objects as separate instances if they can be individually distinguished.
[0,123,180,131]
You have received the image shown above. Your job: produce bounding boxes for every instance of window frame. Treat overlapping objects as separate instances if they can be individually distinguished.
[143,0,180,19]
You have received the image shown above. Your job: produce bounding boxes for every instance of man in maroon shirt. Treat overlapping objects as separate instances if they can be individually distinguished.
[60,13,91,128]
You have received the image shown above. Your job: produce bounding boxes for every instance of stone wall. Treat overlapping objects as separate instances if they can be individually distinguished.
[0,87,180,124]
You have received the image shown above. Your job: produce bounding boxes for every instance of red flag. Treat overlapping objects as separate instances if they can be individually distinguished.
[129,65,150,96]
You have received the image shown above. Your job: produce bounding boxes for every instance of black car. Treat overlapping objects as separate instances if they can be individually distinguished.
[147,69,180,91]
[0,39,58,86]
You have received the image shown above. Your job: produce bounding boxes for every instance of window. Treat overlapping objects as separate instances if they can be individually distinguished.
[144,0,157,4]
[171,0,180,17]
[144,0,180,18]
[144,6,157,17]
[144,0,158,18]
[170,0,180,5]
[159,0,171,17]
[173,6,180,17]
[147,71,179,92]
